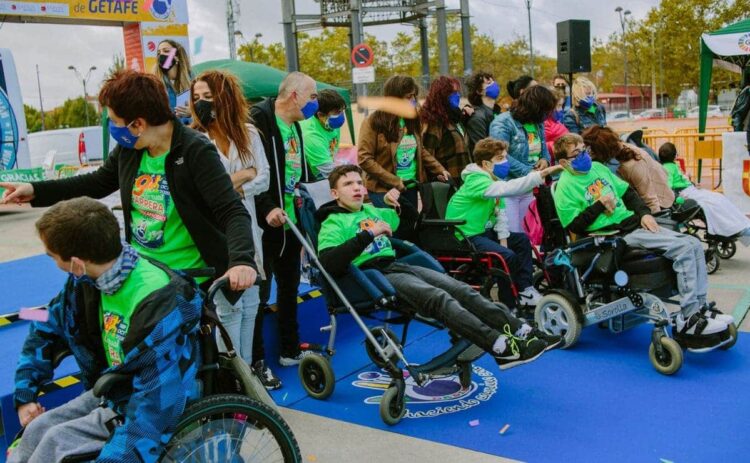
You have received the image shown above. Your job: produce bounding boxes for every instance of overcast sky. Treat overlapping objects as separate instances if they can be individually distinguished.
[0,0,660,110]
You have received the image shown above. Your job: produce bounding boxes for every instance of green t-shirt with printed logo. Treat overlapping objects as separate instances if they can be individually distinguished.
[300,117,339,179]
[277,116,302,225]
[318,204,400,268]
[130,151,206,274]
[395,119,418,182]
[100,258,170,367]
[523,123,542,163]
[553,161,634,232]
[445,170,504,238]
[663,162,692,190]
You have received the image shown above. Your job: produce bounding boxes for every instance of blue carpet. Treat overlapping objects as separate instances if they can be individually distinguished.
[1,255,748,462]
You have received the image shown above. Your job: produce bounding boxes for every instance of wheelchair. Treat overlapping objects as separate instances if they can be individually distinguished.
[533,196,737,376]
[12,277,302,463]
[290,180,484,426]
[416,181,546,318]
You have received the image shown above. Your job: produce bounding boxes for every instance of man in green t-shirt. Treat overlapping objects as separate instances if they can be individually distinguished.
[317,165,559,370]
[552,134,732,349]
[10,198,201,462]
[300,89,346,180]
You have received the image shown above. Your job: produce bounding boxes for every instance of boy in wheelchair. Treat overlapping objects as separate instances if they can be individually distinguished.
[552,134,733,350]
[9,198,203,462]
[317,165,561,370]
[444,138,563,308]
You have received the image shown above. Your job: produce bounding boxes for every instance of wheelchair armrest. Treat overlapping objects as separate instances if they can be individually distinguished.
[346,264,395,302]
[391,239,445,273]
[51,347,72,369]
[652,209,671,218]
[92,372,132,398]
[420,218,466,227]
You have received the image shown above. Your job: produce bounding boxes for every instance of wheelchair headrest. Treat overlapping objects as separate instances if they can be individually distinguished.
[419,181,456,220]
[300,180,334,210]
[298,180,334,250]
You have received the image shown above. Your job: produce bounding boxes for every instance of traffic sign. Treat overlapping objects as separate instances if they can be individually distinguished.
[351,43,374,68]
[352,66,375,84]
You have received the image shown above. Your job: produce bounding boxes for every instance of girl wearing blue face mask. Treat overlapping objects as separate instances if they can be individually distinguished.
[562,76,607,134]
[446,138,563,309]
[300,89,347,180]
[421,76,472,181]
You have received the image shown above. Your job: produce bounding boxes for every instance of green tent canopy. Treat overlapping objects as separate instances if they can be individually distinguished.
[699,19,750,133]
[193,60,356,143]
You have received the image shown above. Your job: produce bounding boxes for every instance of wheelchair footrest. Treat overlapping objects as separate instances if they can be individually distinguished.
[410,339,483,376]
[674,327,732,352]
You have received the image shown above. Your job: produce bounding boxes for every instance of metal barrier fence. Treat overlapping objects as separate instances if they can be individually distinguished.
[642,132,726,190]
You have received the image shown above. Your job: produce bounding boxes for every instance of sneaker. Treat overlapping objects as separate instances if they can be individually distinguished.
[529,328,564,350]
[252,360,282,390]
[279,350,315,367]
[518,287,543,306]
[493,336,547,370]
[675,311,728,336]
[700,302,734,325]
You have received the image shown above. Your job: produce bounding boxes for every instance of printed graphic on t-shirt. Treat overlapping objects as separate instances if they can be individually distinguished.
[585,178,623,208]
[102,312,129,366]
[527,132,542,163]
[285,134,302,194]
[360,218,391,255]
[131,172,171,249]
[329,137,339,156]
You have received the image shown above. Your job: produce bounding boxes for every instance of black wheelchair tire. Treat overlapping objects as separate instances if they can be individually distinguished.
[716,240,737,260]
[160,394,301,463]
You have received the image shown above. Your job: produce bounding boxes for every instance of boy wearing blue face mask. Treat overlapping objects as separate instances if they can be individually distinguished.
[300,89,347,180]
[446,138,563,308]
[552,133,734,350]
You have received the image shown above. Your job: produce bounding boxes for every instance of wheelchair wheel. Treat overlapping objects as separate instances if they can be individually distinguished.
[716,241,737,260]
[365,326,400,369]
[649,337,683,375]
[299,353,335,400]
[720,323,738,350]
[160,394,301,463]
[379,384,406,426]
[534,294,582,349]
[706,251,720,274]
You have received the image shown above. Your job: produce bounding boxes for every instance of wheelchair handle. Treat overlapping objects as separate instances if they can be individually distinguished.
[206,276,230,302]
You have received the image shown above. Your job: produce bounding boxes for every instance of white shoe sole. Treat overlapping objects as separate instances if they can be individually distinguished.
[497,348,545,370]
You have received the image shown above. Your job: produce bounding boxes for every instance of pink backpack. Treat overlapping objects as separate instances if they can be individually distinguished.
[522,199,544,246]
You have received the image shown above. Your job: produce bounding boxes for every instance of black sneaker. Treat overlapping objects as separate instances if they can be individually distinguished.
[529,328,564,350]
[494,336,547,370]
[252,360,282,390]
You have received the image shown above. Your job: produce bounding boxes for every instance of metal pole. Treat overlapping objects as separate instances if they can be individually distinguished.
[36,64,45,131]
[419,17,430,90]
[460,0,473,77]
[659,30,665,114]
[436,0,449,75]
[227,0,237,60]
[526,0,534,77]
[82,78,90,126]
[350,0,367,115]
[650,32,657,109]
[282,0,299,71]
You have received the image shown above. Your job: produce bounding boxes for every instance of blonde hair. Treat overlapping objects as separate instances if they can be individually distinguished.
[152,40,193,94]
[571,77,597,107]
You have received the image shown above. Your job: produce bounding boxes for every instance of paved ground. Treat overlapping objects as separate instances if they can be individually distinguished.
[1,204,747,462]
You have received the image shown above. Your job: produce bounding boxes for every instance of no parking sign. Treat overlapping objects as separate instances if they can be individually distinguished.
[351,43,375,84]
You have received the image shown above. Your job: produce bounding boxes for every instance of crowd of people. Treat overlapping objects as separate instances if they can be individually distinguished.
[0,38,746,461]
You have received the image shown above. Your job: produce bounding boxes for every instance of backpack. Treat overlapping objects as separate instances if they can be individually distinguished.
[534,184,567,252]
[522,199,544,246]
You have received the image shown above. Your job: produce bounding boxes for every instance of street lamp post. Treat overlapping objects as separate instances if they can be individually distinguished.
[525,0,534,77]
[235,31,263,61]
[615,6,631,116]
[68,65,97,126]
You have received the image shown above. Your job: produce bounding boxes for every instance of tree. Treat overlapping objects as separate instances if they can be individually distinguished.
[106,53,125,78]
[24,105,43,133]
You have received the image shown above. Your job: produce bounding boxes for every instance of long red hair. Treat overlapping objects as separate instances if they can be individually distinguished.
[582,125,639,163]
[421,76,461,127]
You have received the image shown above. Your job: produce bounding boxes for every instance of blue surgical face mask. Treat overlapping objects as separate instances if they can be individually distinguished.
[553,109,565,122]
[108,120,140,149]
[409,98,418,107]
[570,150,592,173]
[578,95,596,109]
[448,92,461,109]
[300,97,319,120]
[485,81,500,100]
[326,112,346,129]
[492,159,510,179]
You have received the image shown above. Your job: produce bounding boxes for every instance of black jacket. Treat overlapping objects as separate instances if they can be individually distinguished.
[251,98,312,250]
[567,186,651,236]
[30,119,256,298]
[466,104,500,154]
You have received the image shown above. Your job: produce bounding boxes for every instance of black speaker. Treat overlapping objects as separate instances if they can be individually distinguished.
[557,20,591,74]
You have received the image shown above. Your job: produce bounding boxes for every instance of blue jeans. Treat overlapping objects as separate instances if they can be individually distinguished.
[468,230,534,306]
[215,286,260,364]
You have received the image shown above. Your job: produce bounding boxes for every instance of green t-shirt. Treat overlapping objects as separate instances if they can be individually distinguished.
[318,204,400,268]
[276,116,302,225]
[554,162,634,232]
[300,117,339,179]
[523,123,542,163]
[663,162,692,190]
[395,119,418,182]
[100,258,171,367]
[446,171,504,239]
[130,151,206,274]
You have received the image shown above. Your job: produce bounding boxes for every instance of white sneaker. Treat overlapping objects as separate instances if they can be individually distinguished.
[700,303,734,325]
[675,311,728,336]
[279,350,315,366]
[518,287,543,306]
